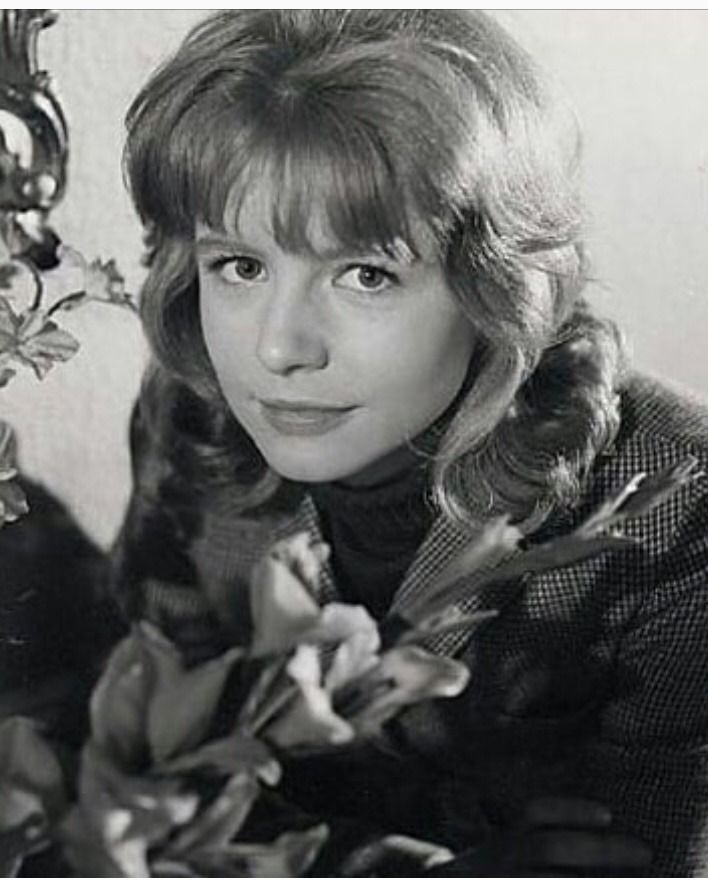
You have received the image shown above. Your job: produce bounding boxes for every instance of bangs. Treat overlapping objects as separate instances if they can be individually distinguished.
[126,43,470,260]
[221,125,436,262]
[165,107,441,261]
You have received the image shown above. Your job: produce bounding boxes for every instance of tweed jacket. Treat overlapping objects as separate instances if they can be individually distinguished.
[111,372,708,876]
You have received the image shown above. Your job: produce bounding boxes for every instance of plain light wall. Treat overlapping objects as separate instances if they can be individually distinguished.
[2,10,707,551]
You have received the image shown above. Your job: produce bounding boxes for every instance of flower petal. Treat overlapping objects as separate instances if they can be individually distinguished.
[349,645,470,735]
[324,625,381,694]
[166,772,260,856]
[142,622,243,764]
[66,742,199,876]
[0,785,43,832]
[399,606,499,645]
[158,732,280,787]
[304,601,379,647]
[0,478,28,523]
[59,807,126,877]
[188,824,330,877]
[264,646,354,749]
[19,318,79,362]
[272,532,330,591]
[85,256,127,303]
[89,628,153,770]
[0,806,47,878]
[0,717,65,821]
[250,545,322,656]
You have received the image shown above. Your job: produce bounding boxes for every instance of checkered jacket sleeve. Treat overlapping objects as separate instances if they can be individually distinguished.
[577,473,708,875]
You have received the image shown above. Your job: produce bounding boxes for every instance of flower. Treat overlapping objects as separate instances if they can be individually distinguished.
[249,531,329,656]
[60,622,284,876]
[0,291,79,380]
[250,533,470,749]
[0,717,66,875]
[263,644,356,748]
[0,457,702,875]
[47,244,136,312]
[89,621,252,770]
[0,421,27,525]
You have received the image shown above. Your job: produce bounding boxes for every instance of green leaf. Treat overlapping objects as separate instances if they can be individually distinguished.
[0,296,19,336]
[611,456,704,522]
[408,516,522,621]
[578,458,703,537]
[18,319,79,379]
[399,606,499,645]
[481,533,638,587]
[0,421,16,468]
[0,260,40,314]
[0,262,19,290]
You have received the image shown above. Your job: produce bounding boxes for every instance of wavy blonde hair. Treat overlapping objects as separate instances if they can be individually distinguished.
[125,10,624,526]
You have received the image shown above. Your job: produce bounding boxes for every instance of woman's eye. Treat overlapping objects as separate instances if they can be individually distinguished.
[212,255,266,284]
[335,264,398,294]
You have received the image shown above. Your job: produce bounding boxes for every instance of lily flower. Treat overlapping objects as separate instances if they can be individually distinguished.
[249,535,469,749]
[249,531,329,656]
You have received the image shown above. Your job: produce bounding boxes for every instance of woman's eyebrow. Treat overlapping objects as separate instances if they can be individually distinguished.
[194,233,240,253]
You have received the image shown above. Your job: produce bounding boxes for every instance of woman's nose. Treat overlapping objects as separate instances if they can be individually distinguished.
[255,283,329,375]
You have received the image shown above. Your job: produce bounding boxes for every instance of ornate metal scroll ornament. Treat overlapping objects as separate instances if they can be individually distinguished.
[0,9,67,266]
[0,9,134,527]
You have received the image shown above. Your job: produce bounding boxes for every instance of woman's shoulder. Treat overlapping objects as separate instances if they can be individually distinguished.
[615,371,708,459]
[585,371,708,497]
[574,371,708,584]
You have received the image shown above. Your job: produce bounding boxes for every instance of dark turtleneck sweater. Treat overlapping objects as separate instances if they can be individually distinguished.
[310,460,435,619]
[308,407,456,620]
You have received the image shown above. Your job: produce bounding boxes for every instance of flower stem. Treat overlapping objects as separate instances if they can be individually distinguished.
[249,681,299,736]
[46,291,87,317]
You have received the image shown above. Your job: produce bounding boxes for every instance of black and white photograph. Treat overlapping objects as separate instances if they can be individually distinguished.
[1,9,707,877]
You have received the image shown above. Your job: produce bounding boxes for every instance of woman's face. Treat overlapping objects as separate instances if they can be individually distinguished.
[196,180,477,486]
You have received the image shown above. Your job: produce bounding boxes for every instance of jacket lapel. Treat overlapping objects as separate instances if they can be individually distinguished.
[390,514,516,657]
[281,494,529,658]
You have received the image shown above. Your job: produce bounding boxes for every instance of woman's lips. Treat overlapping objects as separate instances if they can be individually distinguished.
[257,399,357,436]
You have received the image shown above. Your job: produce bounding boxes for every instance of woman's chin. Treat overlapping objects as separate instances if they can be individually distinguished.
[263,451,359,485]
[257,439,382,486]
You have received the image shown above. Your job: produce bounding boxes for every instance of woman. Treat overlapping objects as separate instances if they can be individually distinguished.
[113,10,708,875]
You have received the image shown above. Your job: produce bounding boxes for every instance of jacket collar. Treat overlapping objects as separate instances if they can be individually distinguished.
[279,491,525,657]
